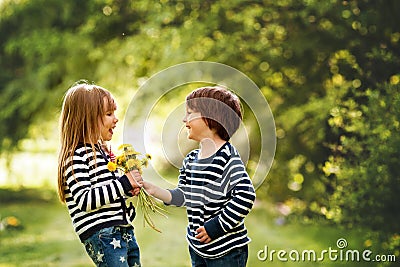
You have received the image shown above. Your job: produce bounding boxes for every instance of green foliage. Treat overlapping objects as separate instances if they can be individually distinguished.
[1,0,400,261]
[0,0,100,153]
[326,84,400,227]
[324,83,400,259]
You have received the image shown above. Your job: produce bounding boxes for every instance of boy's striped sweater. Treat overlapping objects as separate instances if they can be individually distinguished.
[169,142,256,259]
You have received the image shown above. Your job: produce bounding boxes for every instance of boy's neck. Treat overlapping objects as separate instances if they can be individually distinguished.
[198,137,226,159]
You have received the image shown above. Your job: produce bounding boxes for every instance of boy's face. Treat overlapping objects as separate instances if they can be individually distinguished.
[183,106,210,141]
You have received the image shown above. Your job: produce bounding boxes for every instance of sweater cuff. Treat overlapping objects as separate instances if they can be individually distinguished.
[204,217,225,240]
[167,188,185,206]
[117,175,133,195]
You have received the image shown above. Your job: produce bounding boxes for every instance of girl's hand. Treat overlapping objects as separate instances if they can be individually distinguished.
[126,170,143,189]
[130,187,141,196]
[195,226,212,244]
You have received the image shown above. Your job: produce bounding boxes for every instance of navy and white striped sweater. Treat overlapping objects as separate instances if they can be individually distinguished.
[63,144,135,242]
[169,142,256,259]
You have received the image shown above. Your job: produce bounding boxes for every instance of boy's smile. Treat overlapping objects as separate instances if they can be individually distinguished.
[183,107,216,142]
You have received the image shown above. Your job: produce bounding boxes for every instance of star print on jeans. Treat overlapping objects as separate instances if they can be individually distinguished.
[86,243,94,255]
[119,256,126,263]
[122,232,133,242]
[96,251,104,262]
[110,238,121,249]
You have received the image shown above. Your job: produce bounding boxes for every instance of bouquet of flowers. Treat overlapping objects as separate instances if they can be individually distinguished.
[107,144,167,233]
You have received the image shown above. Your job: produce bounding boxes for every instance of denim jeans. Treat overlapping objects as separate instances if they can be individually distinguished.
[83,226,141,267]
[189,245,248,267]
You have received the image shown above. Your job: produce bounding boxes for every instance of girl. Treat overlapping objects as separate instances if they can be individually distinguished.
[57,81,142,267]
[144,86,256,267]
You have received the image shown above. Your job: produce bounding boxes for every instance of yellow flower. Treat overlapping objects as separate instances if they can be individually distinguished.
[141,158,149,168]
[119,144,140,156]
[125,149,140,156]
[118,144,132,150]
[111,144,165,232]
[126,158,142,171]
[116,155,125,165]
[5,216,20,227]
[107,161,117,172]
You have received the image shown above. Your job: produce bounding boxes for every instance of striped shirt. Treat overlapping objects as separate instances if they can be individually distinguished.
[63,144,134,242]
[169,142,256,259]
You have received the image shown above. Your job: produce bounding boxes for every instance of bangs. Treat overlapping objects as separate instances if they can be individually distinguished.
[104,94,117,111]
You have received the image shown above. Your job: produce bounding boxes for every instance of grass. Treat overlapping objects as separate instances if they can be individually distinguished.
[0,188,384,267]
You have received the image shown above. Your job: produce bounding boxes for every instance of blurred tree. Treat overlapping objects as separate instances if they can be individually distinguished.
[1,1,399,258]
[0,0,101,154]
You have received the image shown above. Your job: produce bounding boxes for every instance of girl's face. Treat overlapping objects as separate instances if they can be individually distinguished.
[183,106,210,141]
[99,98,118,141]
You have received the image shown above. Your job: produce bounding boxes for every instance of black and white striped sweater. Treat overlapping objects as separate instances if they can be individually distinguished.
[169,142,256,259]
[63,144,134,242]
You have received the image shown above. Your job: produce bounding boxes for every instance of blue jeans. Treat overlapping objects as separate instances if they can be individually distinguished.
[189,245,248,267]
[83,226,141,267]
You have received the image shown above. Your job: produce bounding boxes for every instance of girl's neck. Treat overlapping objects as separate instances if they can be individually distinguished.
[198,137,226,159]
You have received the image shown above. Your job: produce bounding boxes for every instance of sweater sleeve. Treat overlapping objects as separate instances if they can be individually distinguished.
[65,150,133,212]
[204,157,256,240]
[167,159,188,207]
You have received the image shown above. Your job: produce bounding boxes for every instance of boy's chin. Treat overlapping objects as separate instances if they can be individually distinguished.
[187,136,200,142]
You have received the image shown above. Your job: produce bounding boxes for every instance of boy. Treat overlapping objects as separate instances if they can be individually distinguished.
[144,86,256,266]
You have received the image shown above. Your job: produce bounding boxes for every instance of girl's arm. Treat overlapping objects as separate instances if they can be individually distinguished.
[65,149,141,211]
[126,170,143,196]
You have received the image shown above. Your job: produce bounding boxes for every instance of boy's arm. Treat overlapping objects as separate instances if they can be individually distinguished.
[143,157,188,206]
[143,181,172,204]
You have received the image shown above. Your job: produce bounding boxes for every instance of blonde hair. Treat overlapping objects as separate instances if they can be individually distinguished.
[57,81,115,202]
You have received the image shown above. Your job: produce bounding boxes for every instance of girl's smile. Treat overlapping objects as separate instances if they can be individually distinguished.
[101,118,117,141]
[100,97,118,141]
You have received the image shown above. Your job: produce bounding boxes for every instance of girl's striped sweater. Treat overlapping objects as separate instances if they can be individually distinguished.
[63,144,134,242]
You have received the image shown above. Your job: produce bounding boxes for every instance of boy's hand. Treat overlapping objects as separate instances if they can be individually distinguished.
[195,226,212,244]
[142,181,154,195]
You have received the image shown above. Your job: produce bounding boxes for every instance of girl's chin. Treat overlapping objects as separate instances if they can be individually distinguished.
[102,134,113,141]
